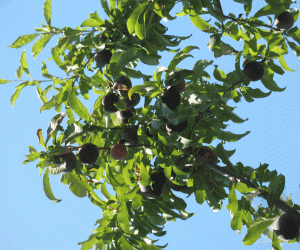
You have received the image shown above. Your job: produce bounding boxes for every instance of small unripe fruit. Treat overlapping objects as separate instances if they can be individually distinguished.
[121,126,139,145]
[102,93,119,113]
[111,144,127,161]
[55,152,77,173]
[272,212,300,241]
[161,86,181,110]
[139,170,166,199]
[175,80,186,93]
[78,143,99,165]
[126,93,141,109]
[243,61,264,81]
[94,49,112,67]
[167,72,186,93]
[166,120,188,134]
[194,146,218,164]
[275,11,294,31]
[113,75,132,89]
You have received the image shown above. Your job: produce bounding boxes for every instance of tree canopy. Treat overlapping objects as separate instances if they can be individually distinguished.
[2,0,300,249]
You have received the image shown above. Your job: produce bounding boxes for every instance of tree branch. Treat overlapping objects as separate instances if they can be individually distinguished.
[183,150,300,219]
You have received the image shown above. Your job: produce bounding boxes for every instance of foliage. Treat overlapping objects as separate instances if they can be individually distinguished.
[2,0,300,249]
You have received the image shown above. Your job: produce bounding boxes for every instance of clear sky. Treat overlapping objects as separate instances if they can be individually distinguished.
[1,0,300,249]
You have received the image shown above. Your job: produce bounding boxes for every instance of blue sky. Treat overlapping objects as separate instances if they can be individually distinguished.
[1,0,300,249]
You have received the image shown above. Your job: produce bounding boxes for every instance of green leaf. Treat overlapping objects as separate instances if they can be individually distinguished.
[213,66,227,82]
[10,87,23,108]
[101,182,111,201]
[189,0,203,14]
[168,46,199,73]
[226,184,238,213]
[99,0,110,17]
[144,203,167,226]
[16,65,24,79]
[7,33,39,49]
[37,129,46,149]
[261,72,286,92]
[214,129,251,142]
[119,235,135,250]
[68,88,93,122]
[117,201,131,233]
[243,218,274,245]
[111,48,142,79]
[137,162,150,186]
[126,3,148,35]
[59,172,90,198]
[236,182,257,193]
[51,46,68,72]
[77,234,100,250]
[0,79,11,84]
[20,50,31,78]
[43,0,52,26]
[135,9,147,40]
[195,182,207,204]
[267,174,285,210]
[242,87,272,99]
[40,95,56,113]
[189,9,217,33]
[23,152,41,163]
[32,34,53,58]
[43,168,62,203]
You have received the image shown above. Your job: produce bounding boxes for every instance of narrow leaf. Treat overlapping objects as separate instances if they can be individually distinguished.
[20,50,31,77]
[0,79,11,84]
[243,219,274,245]
[43,168,62,203]
[68,88,93,122]
[37,129,46,149]
[43,0,52,26]
[10,87,23,107]
[126,3,148,35]
[7,34,39,49]
[32,34,53,58]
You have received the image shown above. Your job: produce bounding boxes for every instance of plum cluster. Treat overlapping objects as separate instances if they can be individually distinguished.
[101,75,140,123]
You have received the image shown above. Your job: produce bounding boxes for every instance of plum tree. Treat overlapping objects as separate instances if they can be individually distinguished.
[274,11,294,31]
[139,170,167,199]
[166,120,188,134]
[94,49,112,67]
[161,86,181,110]
[78,143,99,165]
[101,93,119,113]
[113,75,132,89]
[6,1,300,250]
[243,60,264,81]
[121,126,139,145]
[111,143,127,161]
[272,212,300,241]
